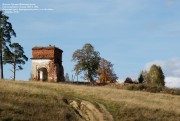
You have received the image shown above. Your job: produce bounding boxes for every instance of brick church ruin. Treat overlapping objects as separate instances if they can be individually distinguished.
[31,46,64,82]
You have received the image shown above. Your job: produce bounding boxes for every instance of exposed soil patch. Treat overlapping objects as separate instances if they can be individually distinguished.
[63,98,113,121]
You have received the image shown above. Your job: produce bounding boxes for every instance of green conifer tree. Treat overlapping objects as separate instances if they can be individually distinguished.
[3,43,28,80]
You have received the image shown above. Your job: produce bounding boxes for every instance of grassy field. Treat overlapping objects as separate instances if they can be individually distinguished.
[0,80,180,121]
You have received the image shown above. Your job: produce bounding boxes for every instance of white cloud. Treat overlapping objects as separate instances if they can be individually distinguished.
[144,58,180,88]
[165,76,180,88]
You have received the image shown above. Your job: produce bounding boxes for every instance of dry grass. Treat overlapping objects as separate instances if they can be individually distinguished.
[0,80,180,121]
[0,80,79,121]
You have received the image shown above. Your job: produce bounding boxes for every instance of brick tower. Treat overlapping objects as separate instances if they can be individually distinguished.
[31,46,64,82]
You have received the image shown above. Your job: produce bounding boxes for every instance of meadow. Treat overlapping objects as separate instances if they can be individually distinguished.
[0,80,180,121]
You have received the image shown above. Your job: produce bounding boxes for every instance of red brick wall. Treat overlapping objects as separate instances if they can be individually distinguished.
[32,47,62,60]
[32,49,54,59]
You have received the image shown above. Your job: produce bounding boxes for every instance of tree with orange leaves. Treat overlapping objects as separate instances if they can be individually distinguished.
[97,58,118,83]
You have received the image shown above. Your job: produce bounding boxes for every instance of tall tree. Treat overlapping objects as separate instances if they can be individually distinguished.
[72,43,101,84]
[0,11,16,79]
[97,58,118,83]
[3,43,28,80]
[146,64,165,86]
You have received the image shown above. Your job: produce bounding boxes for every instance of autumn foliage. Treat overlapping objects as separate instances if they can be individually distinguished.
[97,58,118,83]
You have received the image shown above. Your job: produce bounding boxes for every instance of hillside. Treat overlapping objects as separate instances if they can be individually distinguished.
[0,80,180,121]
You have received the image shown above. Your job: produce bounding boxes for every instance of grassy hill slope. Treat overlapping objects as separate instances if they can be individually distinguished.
[0,80,180,121]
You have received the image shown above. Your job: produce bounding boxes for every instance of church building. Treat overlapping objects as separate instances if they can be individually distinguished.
[31,46,64,82]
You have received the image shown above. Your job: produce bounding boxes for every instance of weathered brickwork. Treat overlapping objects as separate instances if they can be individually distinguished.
[31,46,64,82]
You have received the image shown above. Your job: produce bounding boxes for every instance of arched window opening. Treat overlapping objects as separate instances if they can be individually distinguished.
[38,68,48,81]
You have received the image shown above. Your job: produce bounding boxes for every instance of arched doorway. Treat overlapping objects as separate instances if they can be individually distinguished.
[38,68,48,81]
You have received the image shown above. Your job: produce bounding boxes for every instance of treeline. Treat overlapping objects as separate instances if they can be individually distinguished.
[125,64,165,87]
[68,43,166,89]
[69,43,179,95]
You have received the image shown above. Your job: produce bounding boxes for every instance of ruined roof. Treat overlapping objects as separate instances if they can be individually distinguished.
[32,46,63,52]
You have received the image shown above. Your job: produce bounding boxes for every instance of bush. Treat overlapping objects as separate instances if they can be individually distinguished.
[145,85,163,93]
[124,84,164,93]
[162,88,180,95]
[125,84,180,95]
[125,84,145,91]
[124,77,133,84]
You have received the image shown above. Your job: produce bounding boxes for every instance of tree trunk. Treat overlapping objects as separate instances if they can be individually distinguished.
[0,44,4,79]
[76,72,78,81]
[13,63,16,80]
[13,53,16,80]
[88,70,94,85]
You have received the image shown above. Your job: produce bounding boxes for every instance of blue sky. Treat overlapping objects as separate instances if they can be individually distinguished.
[1,0,180,87]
